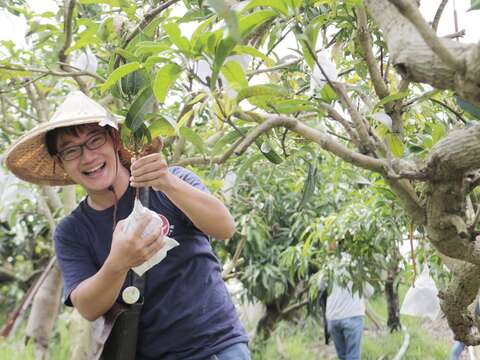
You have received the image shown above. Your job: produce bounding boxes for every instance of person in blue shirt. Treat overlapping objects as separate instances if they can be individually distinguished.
[5,91,249,360]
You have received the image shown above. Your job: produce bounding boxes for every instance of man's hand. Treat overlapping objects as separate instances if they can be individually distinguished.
[130,153,173,192]
[106,214,165,274]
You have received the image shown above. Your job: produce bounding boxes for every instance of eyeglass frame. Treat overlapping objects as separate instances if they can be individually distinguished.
[55,130,109,161]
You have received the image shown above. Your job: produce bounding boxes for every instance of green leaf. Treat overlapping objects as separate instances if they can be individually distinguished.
[237,84,289,102]
[319,84,337,103]
[270,99,319,114]
[179,127,206,153]
[100,62,141,93]
[239,10,278,39]
[258,140,283,164]
[211,36,237,89]
[237,84,290,110]
[125,87,155,133]
[233,45,274,67]
[431,123,446,145]
[207,0,240,42]
[121,70,146,97]
[149,115,177,137]
[374,92,408,110]
[144,56,171,69]
[221,60,248,90]
[115,48,139,62]
[456,96,480,118]
[163,22,191,53]
[385,134,404,158]
[212,128,250,155]
[134,41,170,57]
[242,0,289,16]
[298,164,317,210]
[236,153,264,184]
[469,0,480,11]
[78,0,120,5]
[153,63,183,103]
[191,17,215,49]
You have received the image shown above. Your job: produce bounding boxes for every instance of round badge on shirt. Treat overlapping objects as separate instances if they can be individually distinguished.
[122,286,140,304]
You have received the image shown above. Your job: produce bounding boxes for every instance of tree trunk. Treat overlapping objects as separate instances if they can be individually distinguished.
[25,263,62,359]
[69,309,91,360]
[385,243,402,332]
[256,302,283,341]
[385,275,401,332]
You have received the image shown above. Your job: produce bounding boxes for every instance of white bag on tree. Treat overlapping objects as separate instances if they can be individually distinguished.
[400,266,441,320]
[123,198,179,276]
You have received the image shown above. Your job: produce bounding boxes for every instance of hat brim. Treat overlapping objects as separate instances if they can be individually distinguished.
[4,117,131,186]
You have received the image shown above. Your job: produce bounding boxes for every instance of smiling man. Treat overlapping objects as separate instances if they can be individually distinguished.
[5,91,250,360]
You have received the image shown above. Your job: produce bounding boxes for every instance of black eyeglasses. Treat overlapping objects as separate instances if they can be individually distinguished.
[56,131,108,161]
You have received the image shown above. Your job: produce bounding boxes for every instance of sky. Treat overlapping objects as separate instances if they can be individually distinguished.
[0,0,479,48]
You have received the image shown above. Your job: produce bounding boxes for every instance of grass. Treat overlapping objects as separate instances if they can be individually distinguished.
[0,288,452,359]
[0,312,71,360]
[250,286,451,359]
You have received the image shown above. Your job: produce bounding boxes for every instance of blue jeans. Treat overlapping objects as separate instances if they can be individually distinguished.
[450,341,466,360]
[206,343,250,360]
[328,316,363,360]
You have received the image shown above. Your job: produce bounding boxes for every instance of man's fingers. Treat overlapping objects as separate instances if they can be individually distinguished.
[131,153,164,170]
[131,161,165,177]
[141,225,163,247]
[131,214,153,238]
[145,235,165,258]
[131,171,159,184]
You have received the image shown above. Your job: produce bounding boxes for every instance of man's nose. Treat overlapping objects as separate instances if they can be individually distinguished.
[80,145,97,161]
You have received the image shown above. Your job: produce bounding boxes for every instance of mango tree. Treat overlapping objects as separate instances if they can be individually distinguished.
[2,0,480,348]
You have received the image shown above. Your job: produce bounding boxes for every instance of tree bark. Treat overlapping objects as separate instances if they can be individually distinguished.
[25,263,62,359]
[365,0,480,106]
[385,275,401,332]
[69,309,91,360]
[364,0,480,344]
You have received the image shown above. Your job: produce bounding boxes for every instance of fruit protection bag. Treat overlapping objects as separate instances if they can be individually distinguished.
[400,266,441,320]
[123,198,179,276]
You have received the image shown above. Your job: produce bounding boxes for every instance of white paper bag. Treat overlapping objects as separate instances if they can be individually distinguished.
[400,266,440,320]
[123,198,179,276]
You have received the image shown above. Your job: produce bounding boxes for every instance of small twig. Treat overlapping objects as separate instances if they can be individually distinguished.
[442,30,466,39]
[429,98,466,124]
[247,59,300,76]
[432,0,449,32]
[58,62,106,82]
[2,95,39,122]
[0,65,101,81]
[409,221,417,287]
[0,75,48,94]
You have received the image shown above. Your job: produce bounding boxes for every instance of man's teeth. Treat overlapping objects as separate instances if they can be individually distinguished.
[85,163,104,174]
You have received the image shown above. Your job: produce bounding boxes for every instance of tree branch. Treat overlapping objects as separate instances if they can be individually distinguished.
[122,0,180,47]
[316,102,361,147]
[246,59,300,76]
[365,0,480,108]
[59,0,76,69]
[356,5,406,137]
[432,0,449,32]
[233,114,387,173]
[356,6,389,98]
[2,95,39,122]
[389,0,465,74]
[0,65,102,82]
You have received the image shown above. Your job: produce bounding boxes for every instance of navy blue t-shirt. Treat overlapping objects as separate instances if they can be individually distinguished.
[54,166,248,360]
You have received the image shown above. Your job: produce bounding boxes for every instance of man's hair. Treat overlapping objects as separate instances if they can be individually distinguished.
[45,124,113,156]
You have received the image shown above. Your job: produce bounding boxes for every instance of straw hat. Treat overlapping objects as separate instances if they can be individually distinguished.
[4,91,127,186]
